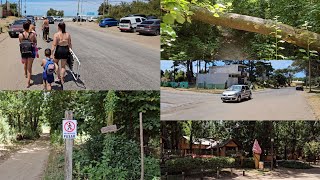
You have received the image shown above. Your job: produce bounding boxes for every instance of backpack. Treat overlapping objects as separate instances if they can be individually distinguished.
[20,32,33,55]
[45,58,55,75]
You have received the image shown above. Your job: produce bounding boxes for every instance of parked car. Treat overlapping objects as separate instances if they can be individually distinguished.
[8,19,28,38]
[54,16,63,22]
[125,14,147,18]
[73,15,87,22]
[221,85,252,102]
[137,19,160,35]
[25,15,36,26]
[99,18,118,27]
[47,16,54,24]
[296,85,304,91]
[88,16,98,22]
[118,17,146,32]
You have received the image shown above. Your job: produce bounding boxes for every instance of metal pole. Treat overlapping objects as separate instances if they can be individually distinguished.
[64,111,73,180]
[24,0,26,16]
[309,59,311,92]
[140,112,144,180]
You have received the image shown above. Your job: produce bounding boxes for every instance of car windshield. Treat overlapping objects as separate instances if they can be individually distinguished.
[120,20,130,23]
[141,21,154,24]
[227,86,242,91]
[13,20,26,25]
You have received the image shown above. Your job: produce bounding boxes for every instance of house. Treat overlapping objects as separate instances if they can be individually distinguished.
[178,136,241,157]
[197,64,249,89]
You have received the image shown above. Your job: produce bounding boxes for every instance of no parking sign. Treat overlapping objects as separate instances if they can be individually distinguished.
[63,120,77,139]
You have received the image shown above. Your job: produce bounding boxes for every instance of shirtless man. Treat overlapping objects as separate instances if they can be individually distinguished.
[42,17,49,40]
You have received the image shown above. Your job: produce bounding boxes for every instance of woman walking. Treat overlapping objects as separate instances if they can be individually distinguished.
[51,22,72,84]
[19,21,37,88]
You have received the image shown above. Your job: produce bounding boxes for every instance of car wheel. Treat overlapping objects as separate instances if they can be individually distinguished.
[154,30,160,36]
[237,95,241,102]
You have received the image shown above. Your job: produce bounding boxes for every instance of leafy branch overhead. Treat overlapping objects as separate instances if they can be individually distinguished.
[161,0,230,50]
[161,1,320,55]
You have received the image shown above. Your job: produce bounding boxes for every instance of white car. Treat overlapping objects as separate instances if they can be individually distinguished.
[118,16,146,32]
[88,16,98,22]
[53,16,63,22]
[221,85,252,102]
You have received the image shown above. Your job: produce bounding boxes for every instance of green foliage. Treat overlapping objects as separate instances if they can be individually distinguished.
[304,141,320,159]
[161,0,230,52]
[278,160,312,169]
[75,135,160,180]
[0,117,12,144]
[164,157,235,174]
[47,8,64,17]
[98,0,160,20]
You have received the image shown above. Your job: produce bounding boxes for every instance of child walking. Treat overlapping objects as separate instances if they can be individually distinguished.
[41,48,56,90]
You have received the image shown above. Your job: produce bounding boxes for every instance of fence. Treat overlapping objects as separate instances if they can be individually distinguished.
[161,82,189,88]
[197,83,225,89]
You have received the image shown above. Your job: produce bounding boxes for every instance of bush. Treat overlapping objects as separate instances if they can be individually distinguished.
[74,134,160,180]
[164,157,235,175]
[0,117,12,144]
[242,157,255,168]
[278,160,312,169]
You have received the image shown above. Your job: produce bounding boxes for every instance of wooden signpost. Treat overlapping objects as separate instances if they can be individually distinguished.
[140,112,144,180]
[64,110,75,180]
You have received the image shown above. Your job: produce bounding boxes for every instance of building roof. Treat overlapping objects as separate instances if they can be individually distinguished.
[182,136,241,149]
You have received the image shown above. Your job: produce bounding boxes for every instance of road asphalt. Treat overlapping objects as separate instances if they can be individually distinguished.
[0,20,159,90]
[161,87,316,120]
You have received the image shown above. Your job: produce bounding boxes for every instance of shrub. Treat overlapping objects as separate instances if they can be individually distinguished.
[0,117,12,144]
[242,157,255,168]
[164,157,235,174]
[278,160,312,169]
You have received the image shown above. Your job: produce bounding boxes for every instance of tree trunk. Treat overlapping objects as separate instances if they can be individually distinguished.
[191,7,320,51]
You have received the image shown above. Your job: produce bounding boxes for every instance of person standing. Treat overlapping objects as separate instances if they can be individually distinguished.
[19,21,37,88]
[42,17,49,40]
[51,22,72,84]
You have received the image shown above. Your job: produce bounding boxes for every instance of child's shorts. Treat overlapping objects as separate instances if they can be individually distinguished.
[43,72,54,84]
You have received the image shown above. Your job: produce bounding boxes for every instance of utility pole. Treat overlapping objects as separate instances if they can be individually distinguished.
[77,0,80,16]
[17,0,20,17]
[64,111,74,180]
[24,0,26,16]
[103,0,106,16]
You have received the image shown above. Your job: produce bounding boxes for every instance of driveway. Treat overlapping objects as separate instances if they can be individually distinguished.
[161,87,316,120]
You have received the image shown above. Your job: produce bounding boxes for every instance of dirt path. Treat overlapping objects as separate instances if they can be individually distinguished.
[0,134,50,180]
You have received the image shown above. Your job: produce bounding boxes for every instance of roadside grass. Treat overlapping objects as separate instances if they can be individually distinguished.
[43,145,64,180]
[0,16,18,33]
[304,89,320,120]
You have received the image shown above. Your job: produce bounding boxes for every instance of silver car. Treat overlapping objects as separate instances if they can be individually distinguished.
[221,85,252,102]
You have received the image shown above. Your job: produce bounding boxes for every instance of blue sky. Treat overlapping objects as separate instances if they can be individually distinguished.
[161,60,305,78]
[7,0,136,16]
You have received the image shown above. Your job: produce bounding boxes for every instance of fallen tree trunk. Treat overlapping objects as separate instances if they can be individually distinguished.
[191,7,320,52]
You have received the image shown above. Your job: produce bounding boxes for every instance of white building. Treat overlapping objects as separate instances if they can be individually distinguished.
[197,64,249,88]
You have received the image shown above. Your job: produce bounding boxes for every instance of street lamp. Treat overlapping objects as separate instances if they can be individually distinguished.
[271,138,274,170]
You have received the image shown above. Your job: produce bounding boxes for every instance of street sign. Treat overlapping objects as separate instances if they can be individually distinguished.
[101,125,117,133]
[63,120,77,139]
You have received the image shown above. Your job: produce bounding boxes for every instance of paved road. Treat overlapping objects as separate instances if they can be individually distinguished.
[0,21,159,90]
[0,134,49,180]
[161,87,316,120]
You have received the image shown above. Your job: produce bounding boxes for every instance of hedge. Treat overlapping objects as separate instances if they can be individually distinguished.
[278,161,312,169]
[163,157,235,174]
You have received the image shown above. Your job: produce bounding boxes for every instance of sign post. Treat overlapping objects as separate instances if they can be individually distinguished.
[140,112,144,180]
[63,111,77,180]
